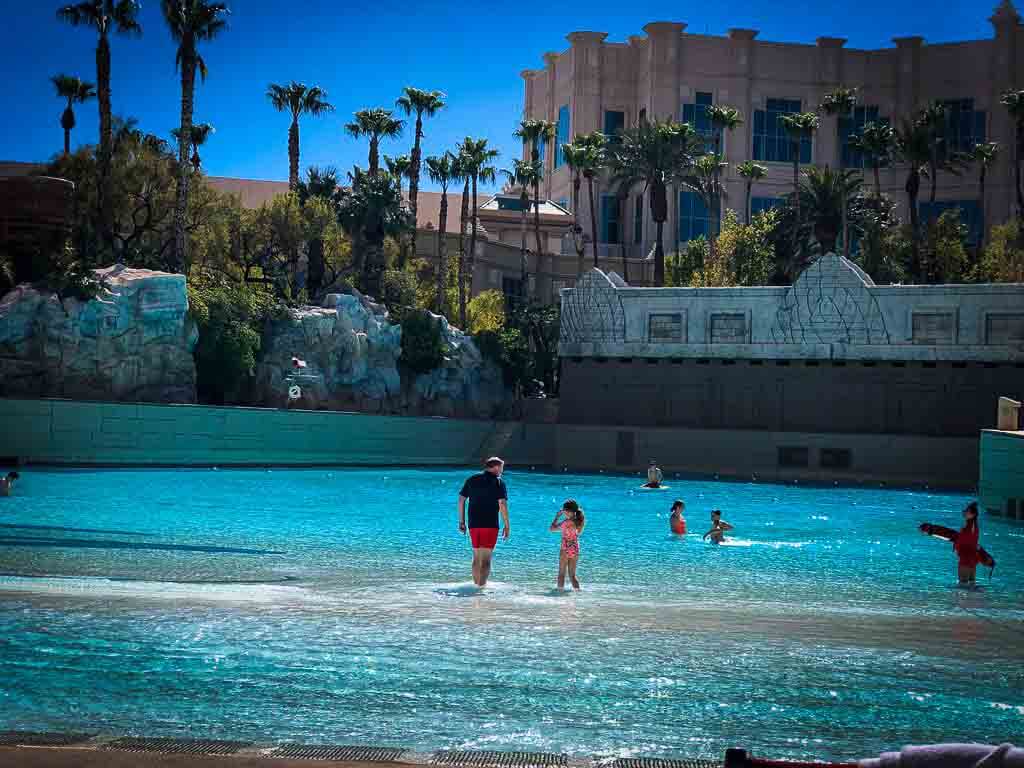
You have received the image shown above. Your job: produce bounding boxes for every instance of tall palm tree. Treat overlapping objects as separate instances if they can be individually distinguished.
[819,87,858,258]
[514,119,557,275]
[345,108,404,177]
[780,111,820,256]
[51,74,96,156]
[968,142,1000,248]
[563,132,608,273]
[706,105,743,244]
[736,160,767,224]
[796,166,862,257]
[171,121,214,171]
[917,101,950,204]
[895,118,932,280]
[425,152,457,315]
[680,154,729,265]
[396,87,445,264]
[561,144,587,276]
[1000,88,1024,218]
[162,0,230,274]
[453,150,471,324]
[850,121,895,201]
[384,153,413,267]
[503,159,543,288]
[266,81,334,189]
[457,137,499,327]
[56,0,141,238]
[608,118,702,286]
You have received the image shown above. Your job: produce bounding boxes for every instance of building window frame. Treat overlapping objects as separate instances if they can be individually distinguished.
[554,105,570,169]
[679,189,712,244]
[681,91,722,152]
[753,98,812,164]
[918,199,983,246]
[600,193,621,244]
[840,106,888,168]
[941,98,986,155]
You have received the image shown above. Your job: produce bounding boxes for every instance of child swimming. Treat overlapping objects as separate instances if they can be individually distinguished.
[702,509,733,544]
[669,499,687,535]
[550,499,585,590]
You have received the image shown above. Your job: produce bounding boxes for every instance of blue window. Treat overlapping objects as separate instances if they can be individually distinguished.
[753,99,812,164]
[604,110,625,141]
[497,196,526,211]
[537,135,546,167]
[679,190,711,243]
[634,194,643,244]
[600,194,620,243]
[750,197,785,216]
[681,91,721,152]
[840,106,889,168]
[556,197,570,211]
[919,200,983,246]
[554,105,570,169]
[942,99,986,154]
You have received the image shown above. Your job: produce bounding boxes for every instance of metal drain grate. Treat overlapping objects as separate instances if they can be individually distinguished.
[271,744,409,762]
[0,731,93,747]
[103,737,252,755]
[614,759,721,768]
[433,751,568,768]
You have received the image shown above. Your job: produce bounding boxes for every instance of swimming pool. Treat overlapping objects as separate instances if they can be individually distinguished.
[1,467,1022,761]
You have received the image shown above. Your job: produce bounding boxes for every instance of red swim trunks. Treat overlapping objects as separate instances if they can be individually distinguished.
[469,528,499,549]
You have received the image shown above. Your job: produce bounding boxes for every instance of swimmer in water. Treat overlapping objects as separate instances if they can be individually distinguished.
[550,499,585,590]
[643,460,663,488]
[669,499,687,535]
[0,471,19,497]
[702,509,733,544]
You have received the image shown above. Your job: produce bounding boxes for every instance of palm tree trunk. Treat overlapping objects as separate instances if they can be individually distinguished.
[468,174,480,315]
[369,137,380,176]
[1016,128,1024,219]
[572,174,583,277]
[587,176,599,271]
[791,152,800,258]
[520,193,529,289]
[873,165,881,201]
[929,157,938,204]
[288,116,300,189]
[978,167,987,251]
[744,181,751,225]
[173,51,196,274]
[409,113,423,263]
[97,34,113,246]
[907,171,921,281]
[533,176,544,295]
[436,191,448,315]
[64,126,71,157]
[654,220,665,286]
[457,177,470,327]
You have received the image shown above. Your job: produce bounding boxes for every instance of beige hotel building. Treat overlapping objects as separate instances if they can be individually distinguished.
[520,0,1022,288]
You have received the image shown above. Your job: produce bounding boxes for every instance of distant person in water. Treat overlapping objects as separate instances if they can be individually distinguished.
[458,457,510,587]
[550,499,585,590]
[669,500,687,535]
[643,460,664,488]
[703,509,733,544]
[0,471,19,497]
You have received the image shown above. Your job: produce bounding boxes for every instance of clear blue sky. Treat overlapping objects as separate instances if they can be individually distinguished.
[1,0,996,192]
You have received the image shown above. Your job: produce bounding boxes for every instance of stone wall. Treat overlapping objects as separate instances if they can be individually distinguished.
[0,265,197,403]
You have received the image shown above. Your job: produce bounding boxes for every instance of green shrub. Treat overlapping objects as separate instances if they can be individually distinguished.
[476,327,530,390]
[381,268,419,323]
[400,309,446,374]
[921,210,969,284]
[976,219,1024,283]
[467,289,506,334]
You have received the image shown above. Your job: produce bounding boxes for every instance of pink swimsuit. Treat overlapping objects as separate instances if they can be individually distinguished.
[560,520,580,558]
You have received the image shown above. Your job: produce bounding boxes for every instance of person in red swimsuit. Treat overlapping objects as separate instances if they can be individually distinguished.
[669,500,687,536]
[458,457,510,587]
[953,501,982,585]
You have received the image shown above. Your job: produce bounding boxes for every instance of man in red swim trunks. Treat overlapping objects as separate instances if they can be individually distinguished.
[458,457,510,587]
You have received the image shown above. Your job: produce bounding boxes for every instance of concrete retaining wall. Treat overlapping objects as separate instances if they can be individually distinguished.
[979,430,1024,518]
[0,398,554,468]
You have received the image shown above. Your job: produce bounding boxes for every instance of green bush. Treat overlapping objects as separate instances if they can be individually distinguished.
[399,309,446,374]
[381,268,419,323]
[976,219,1024,282]
[467,289,506,334]
[475,327,530,389]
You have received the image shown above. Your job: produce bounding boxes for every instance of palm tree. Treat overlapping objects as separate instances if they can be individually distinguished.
[425,152,457,315]
[780,111,820,256]
[563,133,608,273]
[968,142,1000,248]
[819,87,858,258]
[503,159,543,288]
[384,154,412,198]
[57,0,141,237]
[457,137,499,327]
[917,101,950,204]
[171,121,214,171]
[796,166,862,257]
[453,151,471,324]
[706,105,743,243]
[162,0,229,274]
[608,118,702,286]
[561,144,587,276]
[736,160,767,224]
[345,108,404,177]
[51,74,96,156]
[1000,88,1024,218]
[396,87,445,264]
[266,81,334,189]
[679,154,728,265]
[850,121,895,201]
[514,119,557,274]
[895,118,932,279]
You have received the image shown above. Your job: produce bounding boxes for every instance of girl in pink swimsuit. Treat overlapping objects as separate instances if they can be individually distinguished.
[550,499,586,590]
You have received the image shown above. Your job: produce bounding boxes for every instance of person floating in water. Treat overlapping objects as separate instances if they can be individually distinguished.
[669,499,687,535]
[550,499,585,590]
[458,457,510,587]
[0,471,19,497]
[920,501,991,585]
[643,460,664,488]
[702,509,733,544]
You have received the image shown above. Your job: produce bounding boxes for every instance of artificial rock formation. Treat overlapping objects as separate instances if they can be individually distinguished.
[0,265,197,403]
[255,289,508,418]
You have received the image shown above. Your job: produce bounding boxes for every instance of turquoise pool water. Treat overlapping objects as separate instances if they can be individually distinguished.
[1,467,1022,760]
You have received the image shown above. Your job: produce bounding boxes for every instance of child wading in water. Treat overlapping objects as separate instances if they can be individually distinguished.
[702,509,733,544]
[550,499,585,590]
